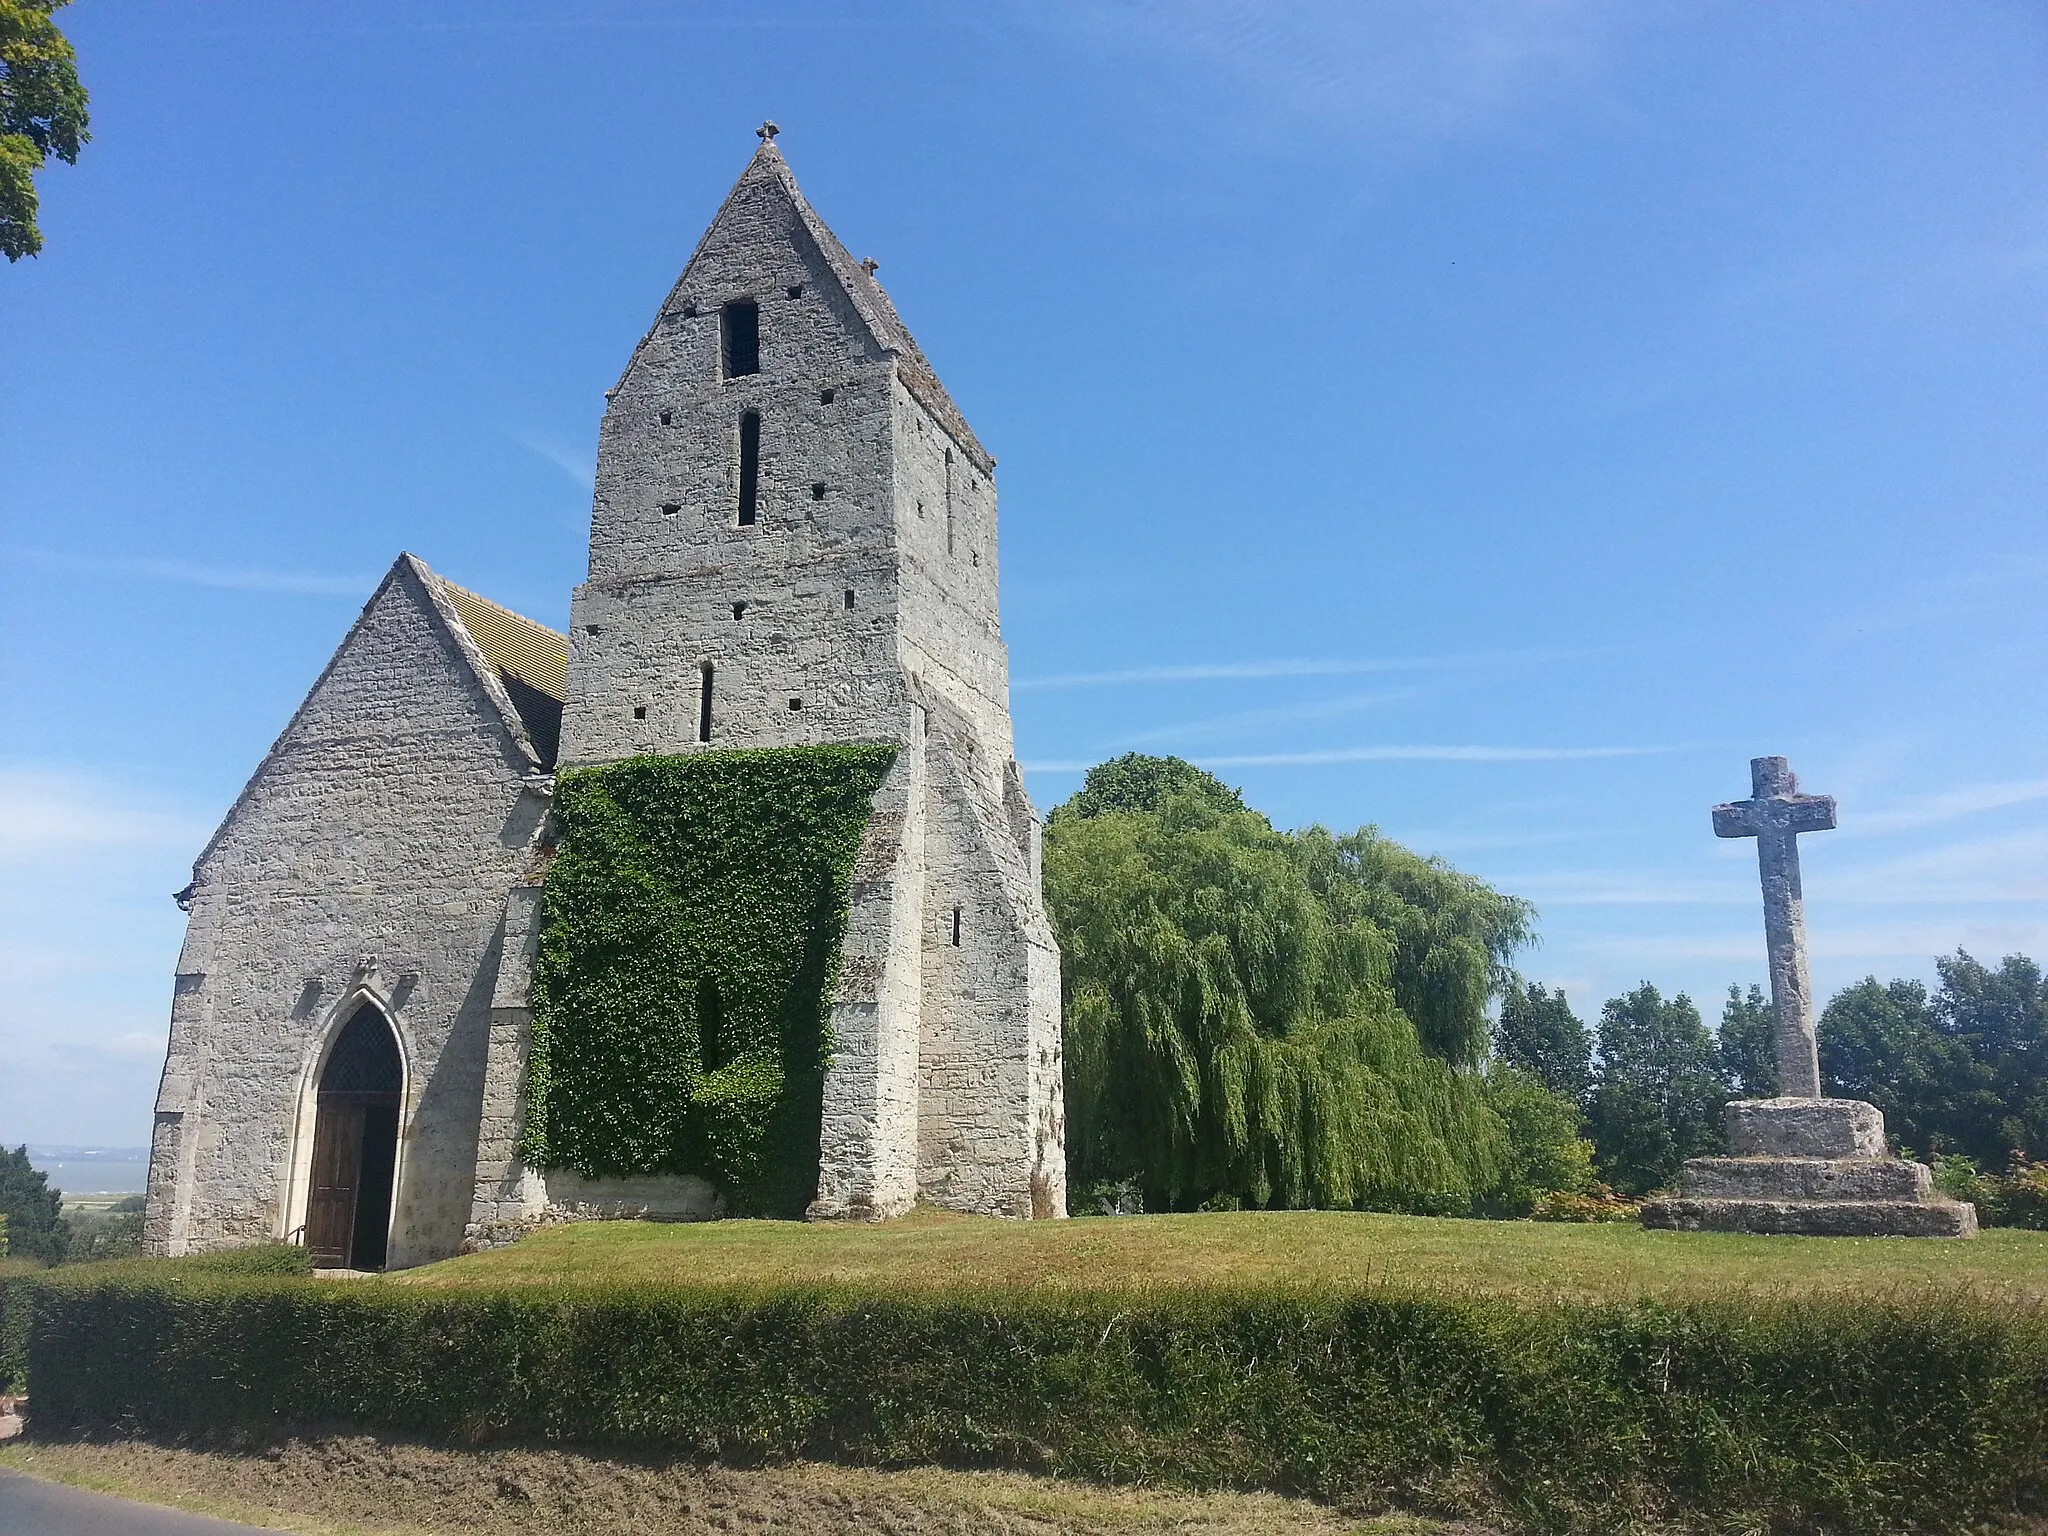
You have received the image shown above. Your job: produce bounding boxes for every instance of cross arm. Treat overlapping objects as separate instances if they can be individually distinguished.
[1712,802,1762,839]
[1782,794,1836,833]
[1713,795,1837,838]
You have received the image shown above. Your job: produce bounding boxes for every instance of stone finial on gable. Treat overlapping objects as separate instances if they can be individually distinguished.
[756,120,780,143]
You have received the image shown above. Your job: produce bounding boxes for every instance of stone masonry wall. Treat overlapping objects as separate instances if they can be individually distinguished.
[146,561,549,1267]
[559,148,907,770]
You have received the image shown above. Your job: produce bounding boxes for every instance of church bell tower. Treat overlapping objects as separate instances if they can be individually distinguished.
[556,128,1065,1220]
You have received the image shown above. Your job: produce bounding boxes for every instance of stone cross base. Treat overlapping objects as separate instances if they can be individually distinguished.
[1640,1098,1977,1239]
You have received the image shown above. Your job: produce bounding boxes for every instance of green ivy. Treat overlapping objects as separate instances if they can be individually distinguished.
[524,745,897,1215]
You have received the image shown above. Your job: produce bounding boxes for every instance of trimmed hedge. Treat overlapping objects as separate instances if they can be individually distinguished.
[5,1264,2045,1533]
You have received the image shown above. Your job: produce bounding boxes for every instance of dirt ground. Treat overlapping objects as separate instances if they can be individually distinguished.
[0,1436,1484,1536]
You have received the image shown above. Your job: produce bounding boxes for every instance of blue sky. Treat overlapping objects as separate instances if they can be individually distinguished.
[3,1,2045,1146]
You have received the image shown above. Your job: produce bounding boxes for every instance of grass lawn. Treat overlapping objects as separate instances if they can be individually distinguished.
[398,1207,2048,1302]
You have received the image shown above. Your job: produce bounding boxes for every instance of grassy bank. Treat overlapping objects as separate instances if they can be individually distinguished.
[1,1437,1443,1536]
[401,1207,2048,1302]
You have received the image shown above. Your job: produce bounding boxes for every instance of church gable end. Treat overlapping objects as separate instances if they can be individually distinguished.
[150,556,561,1268]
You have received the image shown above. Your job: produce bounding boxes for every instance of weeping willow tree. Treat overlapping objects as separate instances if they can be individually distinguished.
[1046,755,1535,1212]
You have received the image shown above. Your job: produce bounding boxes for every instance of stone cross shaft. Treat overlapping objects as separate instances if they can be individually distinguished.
[1713,756,1837,1098]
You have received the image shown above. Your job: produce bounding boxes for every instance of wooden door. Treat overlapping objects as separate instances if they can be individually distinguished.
[305,1100,364,1267]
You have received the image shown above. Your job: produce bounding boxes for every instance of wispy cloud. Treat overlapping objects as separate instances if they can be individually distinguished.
[1041,0,1629,145]
[1025,742,1673,775]
[1815,828,2048,906]
[9,547,368,597]
[1200,744,1673,768]
[1015,650,1581,692]
[1114,689,1416,748]
[517,434,596,491]
[1849,776,2048,836]
[1,767,214,861]
[1509,872,1746,907]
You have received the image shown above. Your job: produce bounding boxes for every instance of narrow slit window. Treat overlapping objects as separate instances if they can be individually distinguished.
[732,601,747,620]
[737,411,761,526]
[720,299,759,377]
[697,974,725,1074]
[950,905,962,947]
[659,409,672,425]
[697,663,714,743]
[843,589,855,609]
[944,448,955,555]
[811,481,826,501]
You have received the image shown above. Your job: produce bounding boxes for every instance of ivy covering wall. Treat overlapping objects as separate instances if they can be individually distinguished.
[524,745,897,1216]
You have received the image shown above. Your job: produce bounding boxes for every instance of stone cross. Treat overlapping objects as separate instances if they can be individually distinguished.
[1713,756,1837,1098]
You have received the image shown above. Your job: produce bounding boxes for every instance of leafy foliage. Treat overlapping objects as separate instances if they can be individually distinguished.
[10,1262,2048,1534]
[1584,985,1724,1196]
[525,746,896,1216]
[1045,760,1535,1213]
[1820,951,2047,1165]
[1717,982,1779,1099]
[1478,1066,1596,1216]
[0,1145,66,1265]
[0,0,89,261]
[1932,1154,2048,1232]
[60,1195,144,1264]
[1494,979,1593,1103]
[1048,752,1244,824]
[1529,1184,1641,1222]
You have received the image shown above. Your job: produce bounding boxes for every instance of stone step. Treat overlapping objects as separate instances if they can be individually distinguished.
[1678,1156,1932,1202]
[1640,1196,1978,1238]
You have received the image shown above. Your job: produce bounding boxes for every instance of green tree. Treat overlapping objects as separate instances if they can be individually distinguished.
[0,1145,68,1264]
[1,0,90,261]
[1821,976,1990,1159]
[1478,1066,1596,1215]
[1933,951,2048,1161]
[1049,752,1244,824]
[1585,985,1724,1195]
[61,1194,144,1263]
[1045,761,1531,1213]
[1718,983,1779,1099]
[1494,979,1592,1103]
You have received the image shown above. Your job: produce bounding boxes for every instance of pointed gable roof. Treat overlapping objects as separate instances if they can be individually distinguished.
[410,556,568,771]
[190,555,568,875]
[626,137,995,477]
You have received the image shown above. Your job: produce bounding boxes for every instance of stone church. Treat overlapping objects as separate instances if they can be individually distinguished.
[144,132,1067,1270]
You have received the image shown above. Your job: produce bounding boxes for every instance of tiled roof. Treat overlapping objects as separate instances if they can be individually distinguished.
[434,573,569,769]
[437,578,568,703]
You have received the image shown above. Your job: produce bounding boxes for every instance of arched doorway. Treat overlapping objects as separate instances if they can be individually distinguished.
[305,1003,402,1270]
